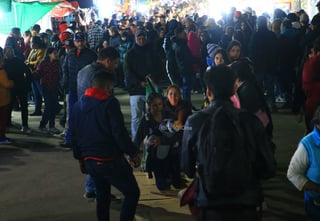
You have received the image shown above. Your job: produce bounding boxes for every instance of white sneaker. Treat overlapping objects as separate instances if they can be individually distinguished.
[21,127,32,134]
[53,131,65,139]
[49,127,61,134]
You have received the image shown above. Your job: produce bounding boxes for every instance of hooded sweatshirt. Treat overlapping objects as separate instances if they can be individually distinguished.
[71,87,138,160]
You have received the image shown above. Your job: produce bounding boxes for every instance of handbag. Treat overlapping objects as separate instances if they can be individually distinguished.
[156,145,170,159]
[179,180,200,217]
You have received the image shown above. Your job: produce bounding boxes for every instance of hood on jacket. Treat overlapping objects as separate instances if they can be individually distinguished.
[79,88,110,113]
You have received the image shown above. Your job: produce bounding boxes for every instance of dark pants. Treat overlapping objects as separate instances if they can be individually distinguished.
[198,207,260,221]
[0,105,9,137]
[182,73,194,103]
[255,71,275,105]
[169,151,183,188]
[9,91,29,127]
[278,67,295,104]
[305,193,320,221]
[152,157,171,190]
[65,90,77,144]
[40,89,58,128]
[85,159,140,221]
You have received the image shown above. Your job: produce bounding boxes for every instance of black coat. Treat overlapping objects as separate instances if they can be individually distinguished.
[248,28,277,74]
[181,99,275,207]
[237,80,273,137]
[124,43,155,96]
[172,37,193,77]
[4,57,31,94]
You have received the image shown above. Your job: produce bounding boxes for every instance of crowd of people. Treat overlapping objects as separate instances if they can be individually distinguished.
[1,1,320,220]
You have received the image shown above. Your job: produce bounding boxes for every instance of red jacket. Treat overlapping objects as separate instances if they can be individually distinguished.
[302,54,320,115]
[33,59,60,91]
[187,31,201,73]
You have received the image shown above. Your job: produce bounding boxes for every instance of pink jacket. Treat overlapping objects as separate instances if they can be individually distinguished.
[187,31,201,73]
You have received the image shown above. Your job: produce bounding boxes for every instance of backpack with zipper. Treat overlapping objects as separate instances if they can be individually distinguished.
[197,104,252,197]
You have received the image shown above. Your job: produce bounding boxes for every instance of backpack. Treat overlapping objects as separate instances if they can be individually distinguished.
[197,104,252,197]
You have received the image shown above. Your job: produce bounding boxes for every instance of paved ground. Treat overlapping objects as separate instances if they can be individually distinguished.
[0,89,307,221]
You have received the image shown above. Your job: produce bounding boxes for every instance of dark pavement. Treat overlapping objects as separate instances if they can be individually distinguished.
[0,89,307,221]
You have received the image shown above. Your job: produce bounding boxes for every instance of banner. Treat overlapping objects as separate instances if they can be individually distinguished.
[0,1,59,35]
[0,0,11,12]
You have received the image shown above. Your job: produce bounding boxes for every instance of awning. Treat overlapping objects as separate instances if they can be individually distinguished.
[50,0,79,17]
[0,1,59,35]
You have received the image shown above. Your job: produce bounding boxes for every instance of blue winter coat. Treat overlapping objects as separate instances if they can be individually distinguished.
[71,89,138,160]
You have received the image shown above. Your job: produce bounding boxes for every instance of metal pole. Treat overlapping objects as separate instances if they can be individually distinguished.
[14,1,17,27]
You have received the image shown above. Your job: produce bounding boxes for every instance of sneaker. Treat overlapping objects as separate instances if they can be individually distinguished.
[21,126,32,134]
[111,194,122,202]
[53,131,65,139]
[49,127,61,134]
[38,127,49,133]
[83,191,96,200]
[0,137,13,144]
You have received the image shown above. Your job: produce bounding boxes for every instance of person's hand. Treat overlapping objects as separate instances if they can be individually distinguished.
[303,180,320,193]
[173,120,183,131]
[79,160,87,174]
[146,135,160,147]
[153,136,161,147]
[140,81,146,88]
[130,155,141,168]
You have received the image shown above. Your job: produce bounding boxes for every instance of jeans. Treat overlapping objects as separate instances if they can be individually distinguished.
[129,95,145,141]
[305,193,320,221]
[85,174,96,193]
[31,79,43,113]
[85,159,140,221]
[182,74,194,103]
[40,89,58,128]
[65,90,78,144]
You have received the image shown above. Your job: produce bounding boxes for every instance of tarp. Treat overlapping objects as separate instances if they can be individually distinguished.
[0,0,11,12]
[0,1,59,35]
[50,0,78,17]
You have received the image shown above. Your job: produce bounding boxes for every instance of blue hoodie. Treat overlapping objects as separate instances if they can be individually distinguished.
[71,88,138,160]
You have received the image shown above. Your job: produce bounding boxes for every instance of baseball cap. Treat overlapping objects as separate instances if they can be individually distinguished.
[59,31,72,43]
[73,32,85,41]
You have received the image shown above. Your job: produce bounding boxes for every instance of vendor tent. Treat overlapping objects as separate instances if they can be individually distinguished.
[50,0,78,17]
[0,1,60,35]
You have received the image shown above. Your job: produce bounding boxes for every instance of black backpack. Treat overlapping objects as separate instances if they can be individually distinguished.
[197,104,252,197]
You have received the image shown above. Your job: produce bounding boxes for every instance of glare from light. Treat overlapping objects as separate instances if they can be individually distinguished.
[208,0,235,21]
[136,4,149,15]
[0,33,7,48]
[207,0,275,21]
[95,0,114,19]
[0,10,3,19]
